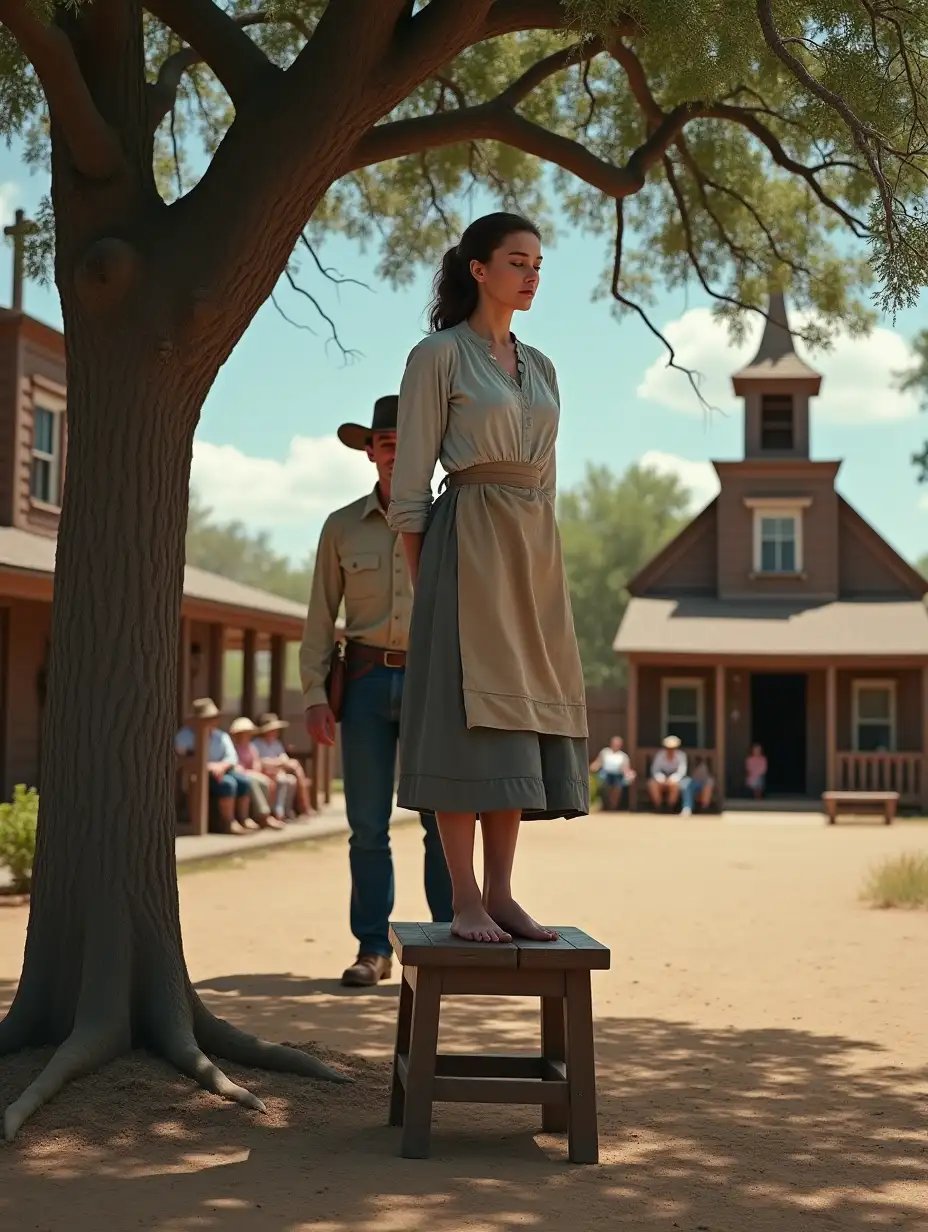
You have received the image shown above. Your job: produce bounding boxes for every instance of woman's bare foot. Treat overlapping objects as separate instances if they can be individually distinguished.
[240,816,261,832]
[451,903,512,943]
[486,897,557,942]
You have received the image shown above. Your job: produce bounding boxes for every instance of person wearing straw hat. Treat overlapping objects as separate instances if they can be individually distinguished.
[174,698,257,836]
[229,717,290,829]
[252,712,309,817]
[300,395,453,988]
[647,735,689,811]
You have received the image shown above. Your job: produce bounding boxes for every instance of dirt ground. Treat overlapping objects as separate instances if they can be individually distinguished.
[1,811,927,1231]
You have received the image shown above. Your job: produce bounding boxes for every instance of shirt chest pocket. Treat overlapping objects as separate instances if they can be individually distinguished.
[342,551,381,601]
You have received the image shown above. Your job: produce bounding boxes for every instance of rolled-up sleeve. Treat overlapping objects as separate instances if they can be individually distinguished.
[299,515,343,709]
[387,336,453,533]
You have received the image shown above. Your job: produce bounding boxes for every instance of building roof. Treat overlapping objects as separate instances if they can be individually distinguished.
[0,525,306,621]
[615,595,928,658]
[731,291,822,390]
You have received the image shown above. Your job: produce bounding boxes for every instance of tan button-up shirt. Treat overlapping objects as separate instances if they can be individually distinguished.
[300,487,412,709]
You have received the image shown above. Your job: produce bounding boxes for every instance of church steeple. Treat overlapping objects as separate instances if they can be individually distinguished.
[731,292,822,460]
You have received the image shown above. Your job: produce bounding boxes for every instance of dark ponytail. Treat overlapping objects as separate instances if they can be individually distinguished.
[427,211,541,332]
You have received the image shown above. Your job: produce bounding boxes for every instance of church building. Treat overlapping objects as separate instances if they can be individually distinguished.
[614,294,928,810]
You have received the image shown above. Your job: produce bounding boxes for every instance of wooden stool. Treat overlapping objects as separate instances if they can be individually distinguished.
[388,922,610,1163]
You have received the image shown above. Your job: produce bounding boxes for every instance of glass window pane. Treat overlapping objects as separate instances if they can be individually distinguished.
[34,407,54,456]
[857,687,891,720]
[30,458,50,502]
[666,720,699,748]
[776,517,795,538]
[780,539,796,572]
[857,724,892,752]
[666,686,698,718]
[760,517,778,539]
[760,539,778,572]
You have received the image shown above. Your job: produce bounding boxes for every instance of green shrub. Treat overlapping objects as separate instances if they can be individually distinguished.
[861,851,928,910]
[0,785,39,894]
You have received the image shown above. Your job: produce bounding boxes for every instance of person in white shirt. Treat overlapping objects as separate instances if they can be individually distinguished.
[589,735,636,811]
[648,735,689,811]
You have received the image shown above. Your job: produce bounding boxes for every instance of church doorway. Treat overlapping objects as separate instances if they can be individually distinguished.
[750,673,807,795]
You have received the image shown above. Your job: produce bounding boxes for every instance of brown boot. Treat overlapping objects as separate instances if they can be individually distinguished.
[341,954,392,988]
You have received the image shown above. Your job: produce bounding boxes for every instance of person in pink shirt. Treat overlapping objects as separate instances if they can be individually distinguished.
[745,743,768,799]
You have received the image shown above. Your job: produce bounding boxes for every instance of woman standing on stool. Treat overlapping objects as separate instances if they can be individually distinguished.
[387,212,589,944]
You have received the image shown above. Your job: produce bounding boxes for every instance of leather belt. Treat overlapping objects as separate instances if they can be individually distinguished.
[346,641,406,669]
[447,461,542,489]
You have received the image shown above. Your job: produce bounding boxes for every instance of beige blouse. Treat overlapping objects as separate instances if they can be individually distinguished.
[388,321,587,739]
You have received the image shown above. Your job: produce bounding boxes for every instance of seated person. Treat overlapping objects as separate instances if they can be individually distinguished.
[253,713,311,816]
[745,743,768,799]
[590,735,636,811]
[229,717,286,830]
[175,698,257,836]
[647,735,688,810]
[681,757,715,816]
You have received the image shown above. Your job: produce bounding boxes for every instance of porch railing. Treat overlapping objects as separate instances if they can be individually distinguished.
[836,752,924,803]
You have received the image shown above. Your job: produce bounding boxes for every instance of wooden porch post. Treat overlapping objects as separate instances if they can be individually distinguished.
[626,658,638,811]
[242,628,257,719]
[207,622,224,708]
[921,666,928,812]
[714,663,726,811]
[177,615,191,724]
[825,665,837,792]
[270,633,286,716]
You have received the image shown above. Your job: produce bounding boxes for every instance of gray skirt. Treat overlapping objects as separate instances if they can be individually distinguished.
[397,488,590,820]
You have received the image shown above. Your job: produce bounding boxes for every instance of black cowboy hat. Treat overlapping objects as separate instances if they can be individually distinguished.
[337,395,398,452]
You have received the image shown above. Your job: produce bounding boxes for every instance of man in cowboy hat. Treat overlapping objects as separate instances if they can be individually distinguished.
[301,395,453,987]
[174,698,257,835]
[252,712,310,817]
[647,734,690,811]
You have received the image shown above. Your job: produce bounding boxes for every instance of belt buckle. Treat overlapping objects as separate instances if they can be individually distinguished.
[383,651,405,669]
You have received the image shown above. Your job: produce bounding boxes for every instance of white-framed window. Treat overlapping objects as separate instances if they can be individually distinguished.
[30,404,63,506]
[745,497,811,575]
[852,680,896,752]
[661,677,704,748]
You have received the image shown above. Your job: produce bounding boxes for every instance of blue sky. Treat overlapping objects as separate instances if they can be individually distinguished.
[1,143,926,566]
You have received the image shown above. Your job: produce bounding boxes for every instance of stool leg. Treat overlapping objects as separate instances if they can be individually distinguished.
[389,968,414,1127]
[565,970,599,1164]
[401,968,442,1159]
[540,995,568,1133]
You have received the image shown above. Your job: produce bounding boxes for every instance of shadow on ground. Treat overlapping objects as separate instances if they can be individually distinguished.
[0,971,926,1230]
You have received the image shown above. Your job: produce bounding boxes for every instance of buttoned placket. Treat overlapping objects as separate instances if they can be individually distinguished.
[390,532,405,649]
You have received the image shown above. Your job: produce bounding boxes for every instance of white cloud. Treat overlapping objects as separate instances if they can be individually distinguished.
[0,181,20,231]
[639,449,720,511]
[190,433,443,558]
[637,306,918,424]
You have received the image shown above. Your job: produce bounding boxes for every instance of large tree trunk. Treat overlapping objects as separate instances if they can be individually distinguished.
[0,311,344,1142]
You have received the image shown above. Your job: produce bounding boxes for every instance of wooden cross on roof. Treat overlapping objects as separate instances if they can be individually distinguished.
[3,208,38,313]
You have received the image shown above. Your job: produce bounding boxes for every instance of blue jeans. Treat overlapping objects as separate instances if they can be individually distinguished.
[340,663,453,958]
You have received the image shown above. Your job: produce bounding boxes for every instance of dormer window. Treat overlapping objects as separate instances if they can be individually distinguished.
[760,394,794,451]
[744,496,812,577]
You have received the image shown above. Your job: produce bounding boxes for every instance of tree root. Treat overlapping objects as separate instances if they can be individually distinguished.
[3,1023,125,1141]
[193,1000,351,1084]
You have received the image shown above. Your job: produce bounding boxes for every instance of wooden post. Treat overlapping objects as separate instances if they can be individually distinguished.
[626,658,638,810]
[825,665,837,792]
[3,209,36,312]
[207,622,224,708]
[714,663,726,810]
[190,716,210,836]
[242,628,257,719]
[921,666,928,813]
[177,616,191,724]
[270,633,286,716]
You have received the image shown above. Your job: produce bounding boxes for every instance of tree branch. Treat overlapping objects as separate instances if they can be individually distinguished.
[145,0,276,107]
[0,0,123,178]
[497,38,605,108]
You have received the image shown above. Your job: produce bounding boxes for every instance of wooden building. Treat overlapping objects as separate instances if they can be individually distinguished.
[0,287,311,802]
[614,293,928,810]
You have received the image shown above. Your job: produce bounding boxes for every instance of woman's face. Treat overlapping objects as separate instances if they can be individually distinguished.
[470,230,542,313]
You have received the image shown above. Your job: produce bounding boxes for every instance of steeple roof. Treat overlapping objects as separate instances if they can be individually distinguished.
[731,292,822,393]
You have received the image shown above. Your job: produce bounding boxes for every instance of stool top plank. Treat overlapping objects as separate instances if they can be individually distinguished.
[821,790,899,801]
[390,923,610,971]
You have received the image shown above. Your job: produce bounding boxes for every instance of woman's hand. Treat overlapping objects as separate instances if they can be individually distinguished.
[401,531,423,589]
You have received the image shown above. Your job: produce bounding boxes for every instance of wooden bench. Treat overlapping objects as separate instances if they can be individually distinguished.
[822,790,898,825]
[388,922,610,1164]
